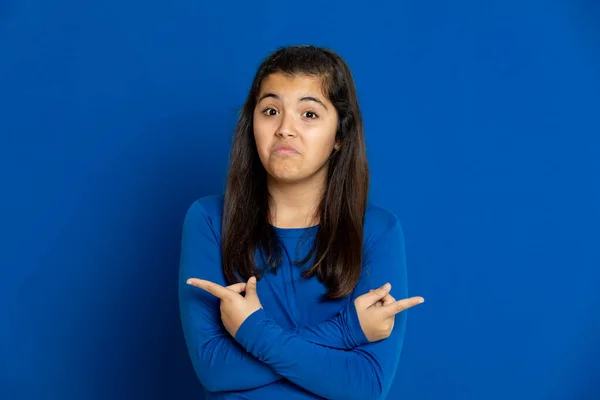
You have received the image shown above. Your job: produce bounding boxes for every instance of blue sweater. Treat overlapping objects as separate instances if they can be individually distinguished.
[178,194,409,400]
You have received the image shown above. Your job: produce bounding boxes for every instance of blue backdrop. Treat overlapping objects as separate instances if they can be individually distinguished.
[1,1,599,399]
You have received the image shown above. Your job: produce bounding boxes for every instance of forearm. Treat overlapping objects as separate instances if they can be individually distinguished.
[235,308,404,400]
[291,301,369,350]
[184,297,367,393]
[180,289,283,392]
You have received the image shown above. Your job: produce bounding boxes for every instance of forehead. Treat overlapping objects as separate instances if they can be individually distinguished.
[258,73,327,98]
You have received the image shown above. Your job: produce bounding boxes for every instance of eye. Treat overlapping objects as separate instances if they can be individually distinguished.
[302,111,319,119]
[262,108,278,116]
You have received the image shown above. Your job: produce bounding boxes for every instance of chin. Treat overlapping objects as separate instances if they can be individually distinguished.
[267,161,330,185]
[268,169,326,186]
[268,171,303,184]
[266,163,301,181]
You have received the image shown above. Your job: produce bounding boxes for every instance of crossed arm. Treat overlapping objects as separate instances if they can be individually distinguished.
[178,201,413,399]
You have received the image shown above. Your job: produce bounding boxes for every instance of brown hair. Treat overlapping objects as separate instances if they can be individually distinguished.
[221,45,369,299]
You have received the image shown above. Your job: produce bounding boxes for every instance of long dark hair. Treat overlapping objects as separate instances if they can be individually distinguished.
[221,45,369,300]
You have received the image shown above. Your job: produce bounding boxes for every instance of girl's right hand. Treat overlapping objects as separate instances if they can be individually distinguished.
[354,283,424,342]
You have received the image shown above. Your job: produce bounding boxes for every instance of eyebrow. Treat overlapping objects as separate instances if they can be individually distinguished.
[257,93,328,110]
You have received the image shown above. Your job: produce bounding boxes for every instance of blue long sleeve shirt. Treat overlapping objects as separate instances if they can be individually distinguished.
[178,194,409,400]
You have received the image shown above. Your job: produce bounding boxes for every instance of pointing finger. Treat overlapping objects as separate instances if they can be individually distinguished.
[382,296,424,317]
[187,278,232,300]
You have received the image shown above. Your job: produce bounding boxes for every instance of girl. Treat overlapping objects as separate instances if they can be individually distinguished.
[179,45,424,399]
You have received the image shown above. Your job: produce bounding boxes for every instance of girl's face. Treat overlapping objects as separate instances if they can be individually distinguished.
[253,73,340,186]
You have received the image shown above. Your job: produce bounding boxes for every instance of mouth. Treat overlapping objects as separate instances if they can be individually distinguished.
[273,145,300,155]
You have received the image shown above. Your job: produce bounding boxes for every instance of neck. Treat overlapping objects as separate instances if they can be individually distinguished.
[267,175,325,229]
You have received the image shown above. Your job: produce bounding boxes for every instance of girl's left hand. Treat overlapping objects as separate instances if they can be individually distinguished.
[186,276,263,338]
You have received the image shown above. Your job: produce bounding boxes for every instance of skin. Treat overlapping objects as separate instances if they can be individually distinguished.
[253,72,340,228]
[187,73,424,341]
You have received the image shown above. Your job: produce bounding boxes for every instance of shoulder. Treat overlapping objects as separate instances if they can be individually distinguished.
[364,202,404,239]
[182,194,225,239]
[363,202,405,256]
[357,202,408,293]
[189,193,225,218]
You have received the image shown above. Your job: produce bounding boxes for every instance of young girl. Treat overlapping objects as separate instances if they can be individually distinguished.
[179,45,424,399]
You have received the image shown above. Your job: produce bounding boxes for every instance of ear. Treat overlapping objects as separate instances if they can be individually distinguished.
[334,140,342,151]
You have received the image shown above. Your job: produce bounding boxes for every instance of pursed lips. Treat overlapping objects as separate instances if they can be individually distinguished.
[272,145,300,155]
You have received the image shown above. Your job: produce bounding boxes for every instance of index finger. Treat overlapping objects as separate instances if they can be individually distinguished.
[382,296,424,317]
[187,278,232,300]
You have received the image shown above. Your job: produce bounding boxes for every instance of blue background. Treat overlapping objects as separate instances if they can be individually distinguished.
[1,1,599,399]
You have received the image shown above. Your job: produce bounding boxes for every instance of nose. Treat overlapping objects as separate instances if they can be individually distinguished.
[276,112,297,138]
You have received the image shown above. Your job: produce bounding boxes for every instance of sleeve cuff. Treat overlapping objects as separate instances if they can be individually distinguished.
[235,308,268,345]
[234,308,284,361]
[345,301,370,346]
